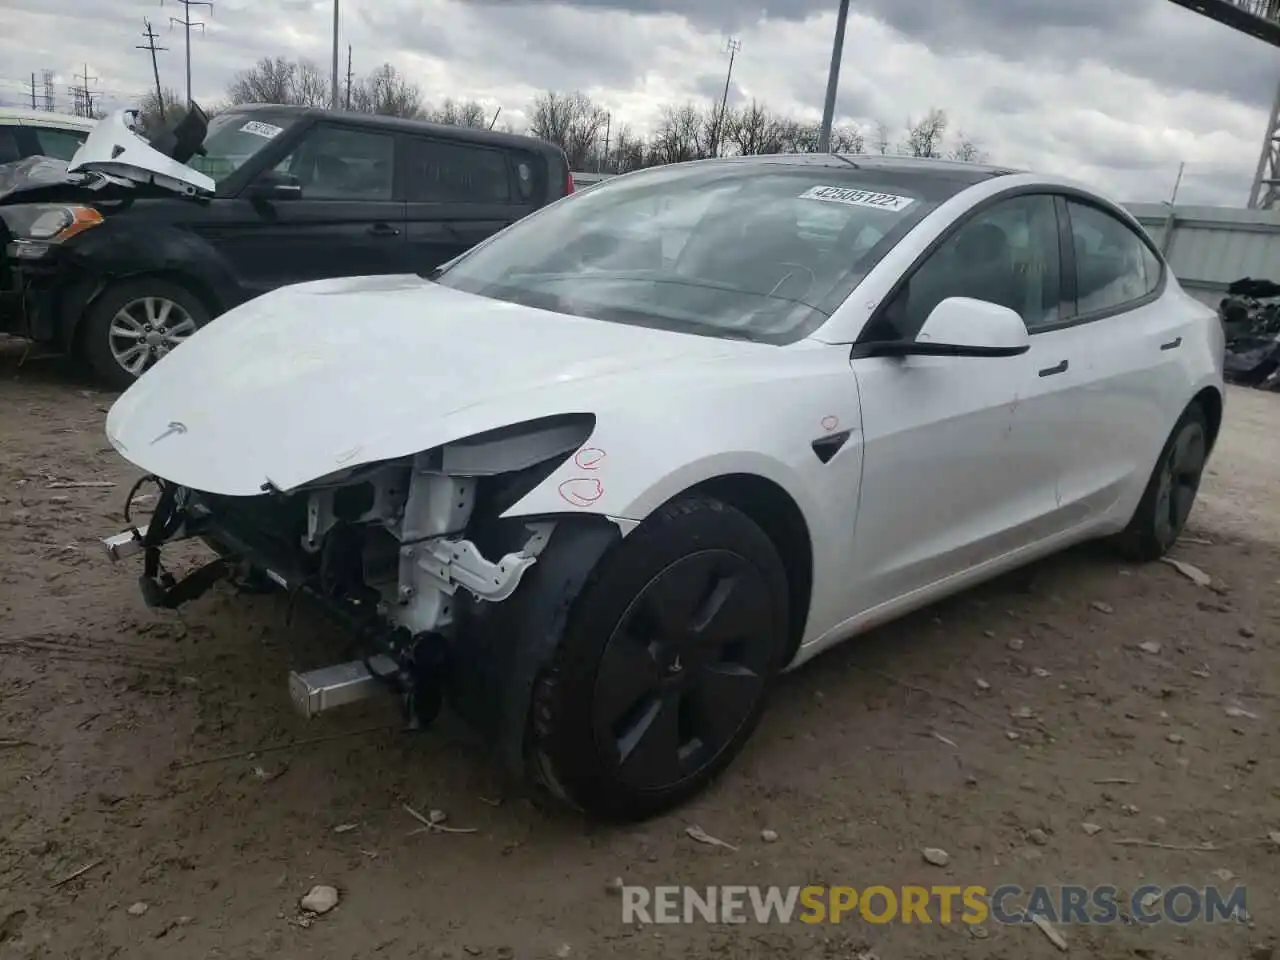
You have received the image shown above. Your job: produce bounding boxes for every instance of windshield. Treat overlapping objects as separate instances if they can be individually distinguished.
[433,162,944,343]
[185,110,298,185]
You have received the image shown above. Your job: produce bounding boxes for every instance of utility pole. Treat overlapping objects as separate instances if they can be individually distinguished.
[25,72,37,110]
[599,112,611,172]
[345,44,353,110]
[1168,161,1186,205]
[817,0,851,153]
[712,38,741,158]
[166,0,214,108]
[331,0,340,110]
[137,17,169,121]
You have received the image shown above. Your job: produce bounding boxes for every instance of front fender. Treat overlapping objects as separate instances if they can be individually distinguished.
[66,219,241,314]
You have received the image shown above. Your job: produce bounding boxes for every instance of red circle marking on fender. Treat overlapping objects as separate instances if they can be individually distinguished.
[574,447,606,470]
[821,416,840,432]
[558,477,605,507]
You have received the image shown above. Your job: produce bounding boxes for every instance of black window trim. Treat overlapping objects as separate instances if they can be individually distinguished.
[851,183,1169,351]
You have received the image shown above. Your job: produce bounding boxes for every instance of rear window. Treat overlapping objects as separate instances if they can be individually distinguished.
[31,127,88,161]
[0,126,20,164]
[406,138,512,203]
[435,162,948,344]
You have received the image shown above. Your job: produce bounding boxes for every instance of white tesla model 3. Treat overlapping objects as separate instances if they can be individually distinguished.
[100,154,1225,820]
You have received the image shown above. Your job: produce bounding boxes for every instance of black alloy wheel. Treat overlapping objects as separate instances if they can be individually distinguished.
[529,496,790,821]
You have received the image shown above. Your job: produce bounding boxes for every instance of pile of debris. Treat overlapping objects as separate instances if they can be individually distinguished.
[1219,277,1280,391]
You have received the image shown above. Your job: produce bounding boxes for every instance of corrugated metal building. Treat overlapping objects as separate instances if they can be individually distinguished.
[1123,202,1280,308]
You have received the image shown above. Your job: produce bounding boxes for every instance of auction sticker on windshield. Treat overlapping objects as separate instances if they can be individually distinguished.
[799,185,914,212]
[240,120,284,139]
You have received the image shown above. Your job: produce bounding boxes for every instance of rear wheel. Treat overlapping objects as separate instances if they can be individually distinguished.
[528,496,790,821]
[80,278,210,390]
[1114,402,1209,561]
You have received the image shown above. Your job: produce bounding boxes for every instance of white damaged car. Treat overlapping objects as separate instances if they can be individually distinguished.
[100,154,1224,820]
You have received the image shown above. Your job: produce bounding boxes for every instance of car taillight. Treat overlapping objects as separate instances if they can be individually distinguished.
[565,171,576,195]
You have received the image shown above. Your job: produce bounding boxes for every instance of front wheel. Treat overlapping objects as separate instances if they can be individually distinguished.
[80,278,211,390]
[528,496,791,822]
[1114,402,1210,561]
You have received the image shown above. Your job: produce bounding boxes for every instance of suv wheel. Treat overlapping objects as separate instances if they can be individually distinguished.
[81,279,211,390]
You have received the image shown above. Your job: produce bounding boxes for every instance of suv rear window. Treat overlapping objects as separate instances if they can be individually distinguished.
[32,127,88,161]
[406,138,512,203]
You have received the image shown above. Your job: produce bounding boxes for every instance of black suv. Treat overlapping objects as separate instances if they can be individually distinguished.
[0,103,573,388]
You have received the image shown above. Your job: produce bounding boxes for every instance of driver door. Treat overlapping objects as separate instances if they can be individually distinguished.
[846,193,1068,614]
[210,123,407,297]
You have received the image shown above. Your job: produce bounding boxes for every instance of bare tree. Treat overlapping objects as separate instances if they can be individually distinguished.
[606,123,646,173]
[902,108,949,159]
[648,102,717,165]
[949,132,986,163]
[351,63,422,119]
[828,124,866,154]
[226,56,329,107]
[293,59,331,108]
[227,56,298,105]
[427,98,489,128]
[725,100,788,156]
[529,91,608,169]
[136,87,186,137]
[872,121,892,155]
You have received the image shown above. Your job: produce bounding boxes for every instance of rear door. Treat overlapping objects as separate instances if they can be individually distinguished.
[1046,195,1184,518]
[212,121,407,295]
[401,136,539,274]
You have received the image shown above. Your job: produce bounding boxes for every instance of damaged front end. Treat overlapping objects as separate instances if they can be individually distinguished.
[100,414,618,746]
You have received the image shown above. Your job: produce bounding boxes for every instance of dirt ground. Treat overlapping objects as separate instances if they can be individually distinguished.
[1,339,1277,960]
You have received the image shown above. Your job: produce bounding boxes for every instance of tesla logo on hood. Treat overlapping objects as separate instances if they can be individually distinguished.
[150,421,188,445]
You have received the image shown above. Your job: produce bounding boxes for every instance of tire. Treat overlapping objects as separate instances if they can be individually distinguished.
[80,278,211,390]
[528,495,791,822]
[1113,402,1210,562]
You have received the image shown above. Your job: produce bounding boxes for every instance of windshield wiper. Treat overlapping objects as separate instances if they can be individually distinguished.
[827,153,861,170]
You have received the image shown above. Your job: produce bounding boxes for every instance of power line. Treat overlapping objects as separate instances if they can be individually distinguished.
[137,17,169,120]
[165,0,214,108]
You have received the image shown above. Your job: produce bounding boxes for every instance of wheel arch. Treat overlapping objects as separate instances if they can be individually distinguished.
[1190,385,1223,458]
[68,269,226,352]
[676,472,814,664]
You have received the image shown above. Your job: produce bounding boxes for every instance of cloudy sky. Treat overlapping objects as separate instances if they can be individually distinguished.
[2,0,1277,204]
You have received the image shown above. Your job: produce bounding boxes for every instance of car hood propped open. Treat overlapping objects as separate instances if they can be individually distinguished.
[67,110,214,196]
[105,275,758,496]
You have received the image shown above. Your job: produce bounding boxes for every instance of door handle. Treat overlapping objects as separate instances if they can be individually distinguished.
[1160,336,1182,351]
[368,223,400,237]
[1038,359,1069,377]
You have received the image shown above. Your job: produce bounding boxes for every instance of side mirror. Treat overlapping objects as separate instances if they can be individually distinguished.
[859,297,1031,358]
[246,169,302,201]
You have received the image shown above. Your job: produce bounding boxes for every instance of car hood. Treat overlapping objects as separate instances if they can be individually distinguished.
[105,275,763,496]
[66,110,214,197]
[0,155,121,204]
